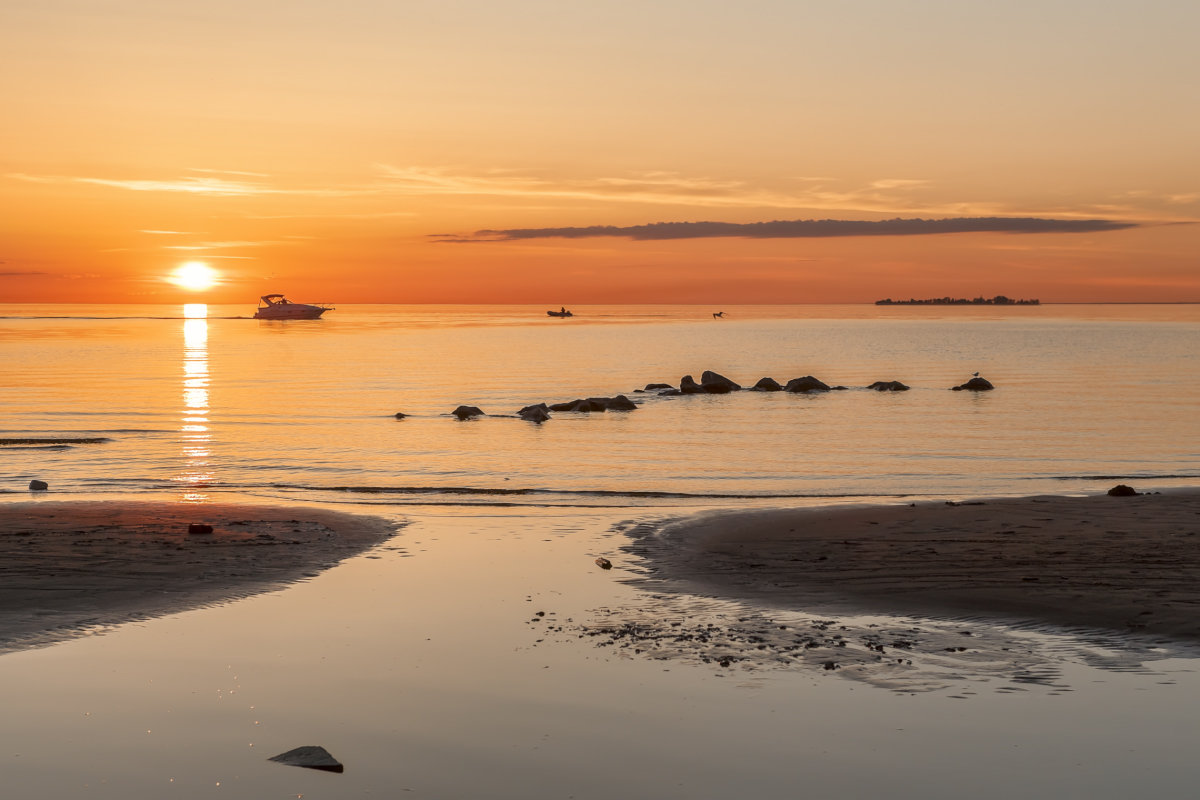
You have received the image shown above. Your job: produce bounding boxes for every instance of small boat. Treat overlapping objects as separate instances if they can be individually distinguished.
[253,294,333,320]
[547,309,573,318]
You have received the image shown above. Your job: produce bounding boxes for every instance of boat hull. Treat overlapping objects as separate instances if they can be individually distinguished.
[254,305,328,320]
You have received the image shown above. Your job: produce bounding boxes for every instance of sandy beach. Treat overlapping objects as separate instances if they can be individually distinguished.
[0,501,398,654]
[629,489,1200,642]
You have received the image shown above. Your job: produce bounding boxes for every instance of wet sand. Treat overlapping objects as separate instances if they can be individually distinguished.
[629,490,1200,642]
[0,501,398,653]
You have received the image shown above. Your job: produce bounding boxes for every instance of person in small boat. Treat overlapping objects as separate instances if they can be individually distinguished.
[560,307,566,314]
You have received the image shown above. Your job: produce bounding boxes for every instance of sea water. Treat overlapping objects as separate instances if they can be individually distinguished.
[3,303,1198,505]
[1,304,1199,799]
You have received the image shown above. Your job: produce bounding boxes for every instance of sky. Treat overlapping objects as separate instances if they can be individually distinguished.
[2,0,1197,304]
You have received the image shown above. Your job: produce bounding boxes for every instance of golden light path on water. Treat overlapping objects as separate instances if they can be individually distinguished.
[176,303,212,501]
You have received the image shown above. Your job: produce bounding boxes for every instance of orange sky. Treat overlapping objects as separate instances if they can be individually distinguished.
[2,1,1197,304]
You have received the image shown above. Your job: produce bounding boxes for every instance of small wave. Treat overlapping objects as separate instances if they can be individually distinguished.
[0,445,72,451]
[62,478,911,502]
[268,483,909,500]
[1043,474,1200,481]
[0,315,248,321]
[0,437,111,445]
[0,429,169,435]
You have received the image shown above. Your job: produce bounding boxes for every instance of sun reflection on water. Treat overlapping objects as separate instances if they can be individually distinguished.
[175,304,212,501]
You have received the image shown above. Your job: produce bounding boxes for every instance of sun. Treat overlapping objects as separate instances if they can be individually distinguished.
[169,262,218,291]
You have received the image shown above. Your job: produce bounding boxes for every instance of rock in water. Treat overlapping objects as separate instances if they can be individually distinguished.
[604,394,638,411]
[452,405,484,420]
[518,406,551,422]
[1107,484,1139,497]
[28,479,48,491]
[595,557,613,570]
[700,370,742,393]
[867,380,910,391]
[393,412,407,419]
[751,377,783,392]
[188,523,214,534]
[269,745,344,773]
[952,377,994,391]
[679,375,706,394]
[784,375,831,393]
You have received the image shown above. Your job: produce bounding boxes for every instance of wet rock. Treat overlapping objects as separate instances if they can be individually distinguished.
[548,399,585,412]
[751,377,783,392]
[518,405,551,422]
[605,394,638,411]
[188,523,214,534]
[452,405,484,419]
[595,557,613,569]
[393,412,407,419]
[28,479,48,491]
[679,375,706,394]
[784,375,831,393]
[700,370,741,393]
[658,388,682,396]
[952,377,994,391]
[644,383,672,391]
[867,380,910,391]
[1107,484,1139,497]
[268,745,344,773]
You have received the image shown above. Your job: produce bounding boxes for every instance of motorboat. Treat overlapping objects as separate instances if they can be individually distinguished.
[253,294,333,320]
[547,309,573,318]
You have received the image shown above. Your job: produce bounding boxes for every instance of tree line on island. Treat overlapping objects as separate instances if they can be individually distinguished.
[875,295,1040,305]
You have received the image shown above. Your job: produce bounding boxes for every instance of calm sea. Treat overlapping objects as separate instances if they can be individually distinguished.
[2,303,1198,506]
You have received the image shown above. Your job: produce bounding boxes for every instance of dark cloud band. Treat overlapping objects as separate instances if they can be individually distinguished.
[444,217,1136,243]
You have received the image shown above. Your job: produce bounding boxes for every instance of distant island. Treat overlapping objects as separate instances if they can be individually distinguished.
[875,295,1040,306]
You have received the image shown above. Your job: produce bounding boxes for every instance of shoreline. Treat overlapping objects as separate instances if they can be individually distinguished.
[627,489,1200,642]
[0,501,398,654]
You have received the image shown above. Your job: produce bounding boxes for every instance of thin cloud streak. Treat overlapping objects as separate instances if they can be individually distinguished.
[375,165,831,209]
[443,217,1138,243]
[189,168,272,177]
[7,173,373,198]
[163,240,290,250]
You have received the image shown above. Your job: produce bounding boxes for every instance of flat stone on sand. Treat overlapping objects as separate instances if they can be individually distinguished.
[269,745,345,773]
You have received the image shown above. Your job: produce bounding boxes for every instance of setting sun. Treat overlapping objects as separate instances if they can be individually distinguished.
[169,262,218,291]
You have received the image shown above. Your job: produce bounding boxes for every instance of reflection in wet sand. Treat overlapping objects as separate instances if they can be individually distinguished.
[535,512,1200,695]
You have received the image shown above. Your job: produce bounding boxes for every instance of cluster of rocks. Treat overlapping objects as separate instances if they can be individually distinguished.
[394,371,994,423]
[438,395,641,423]
[643,370,985,396]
